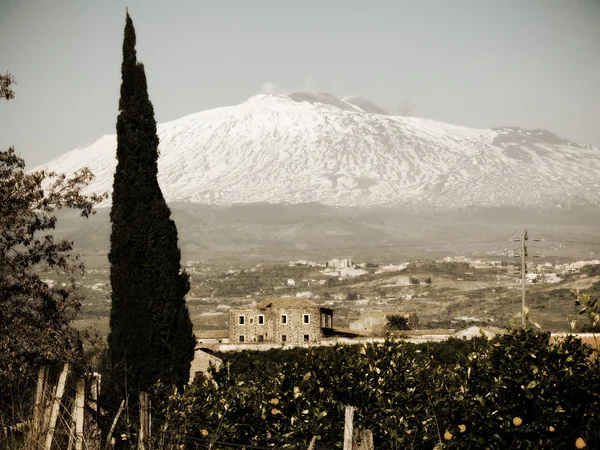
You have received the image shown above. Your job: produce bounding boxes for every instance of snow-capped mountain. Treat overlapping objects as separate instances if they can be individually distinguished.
[34,92,600,209]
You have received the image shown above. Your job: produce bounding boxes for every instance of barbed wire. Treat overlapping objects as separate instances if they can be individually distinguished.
[177,431,333,450]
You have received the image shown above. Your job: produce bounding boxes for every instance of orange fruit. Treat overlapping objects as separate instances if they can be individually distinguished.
[512,417,522,427]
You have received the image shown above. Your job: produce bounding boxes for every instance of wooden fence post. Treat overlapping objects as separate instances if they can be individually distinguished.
[44,363,70,450]
[67,396,77,450]
[138,392,150,450]
[26,366,48,449]
[352,429,374,450]
[343,406,355,450]
[105,399,125,450]
[74,379,85,450]
[88,372,102,450]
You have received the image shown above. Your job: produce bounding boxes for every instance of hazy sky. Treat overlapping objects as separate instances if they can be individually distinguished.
[1,0,599,168]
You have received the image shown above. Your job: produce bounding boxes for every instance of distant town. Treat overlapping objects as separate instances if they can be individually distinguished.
[57,253,600,365]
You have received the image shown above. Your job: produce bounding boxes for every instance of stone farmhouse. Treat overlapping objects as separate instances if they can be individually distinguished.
[229,298,334,345]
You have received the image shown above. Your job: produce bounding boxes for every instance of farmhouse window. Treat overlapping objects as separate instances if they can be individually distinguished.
[304,335,310,342]
[258,315,264,324]
[239,336,245,342]
[303,314,310,324]
[238,315,245,325]
[281,335,287,342]
[281,314,287,324]
[258,335,264,342]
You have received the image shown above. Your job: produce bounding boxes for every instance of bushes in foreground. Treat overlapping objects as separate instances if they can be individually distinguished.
[159,329,600,449]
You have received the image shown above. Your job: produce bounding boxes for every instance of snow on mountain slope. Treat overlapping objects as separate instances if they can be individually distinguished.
[33,92,600,209]
[342,95,389,115]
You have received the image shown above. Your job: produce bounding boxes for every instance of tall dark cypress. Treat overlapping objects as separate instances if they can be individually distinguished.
[108,11,195,393]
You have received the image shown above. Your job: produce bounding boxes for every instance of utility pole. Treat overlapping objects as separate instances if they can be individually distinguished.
[512,230,541,327]
[521,230,528,327]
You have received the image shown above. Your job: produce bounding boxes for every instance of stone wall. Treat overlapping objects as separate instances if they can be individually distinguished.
[229,306,323,345]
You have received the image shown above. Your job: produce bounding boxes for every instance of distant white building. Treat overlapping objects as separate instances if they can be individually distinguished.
[296,291,315,299]
[375,263,409,273]
[289,260,318,267]
[287,279,296,286]
[443,256,468,263]
[559,260,600,274]
[454,326,505,340]
[526,273,539,283]
[542,273,561,283]
[321,269,340,277]
[517,273,541,284]
[327,258,352,269]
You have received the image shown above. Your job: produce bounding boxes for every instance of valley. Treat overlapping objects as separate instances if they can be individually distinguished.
[47,203,600,338]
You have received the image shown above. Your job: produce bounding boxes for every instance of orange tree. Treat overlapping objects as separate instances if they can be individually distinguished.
[156,328,599,449]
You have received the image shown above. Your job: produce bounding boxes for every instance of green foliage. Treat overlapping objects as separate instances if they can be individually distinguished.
[404,261,471,277]
[196,266,313,298]
[1,74,104,400]
[108,12,194,394]
[580,264,600,277]
[157,330,599,448]
[571,288,600,330]
[385,314,410,331]
[0,72,15,100]
[459,329,598,448]
[414,337,488,366]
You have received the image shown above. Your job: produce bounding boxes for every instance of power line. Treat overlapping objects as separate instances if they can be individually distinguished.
[174,432,332,450]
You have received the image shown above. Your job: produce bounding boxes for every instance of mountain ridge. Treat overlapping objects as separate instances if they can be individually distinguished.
[33,92,600,209]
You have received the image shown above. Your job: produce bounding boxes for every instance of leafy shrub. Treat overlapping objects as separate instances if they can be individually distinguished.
[385,314,410,331]
[158,329,600,449]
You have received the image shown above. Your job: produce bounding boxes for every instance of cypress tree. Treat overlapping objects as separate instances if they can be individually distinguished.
[108,11,195,393]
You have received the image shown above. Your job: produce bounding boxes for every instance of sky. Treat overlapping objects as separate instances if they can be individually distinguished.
[1,0,599,168]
